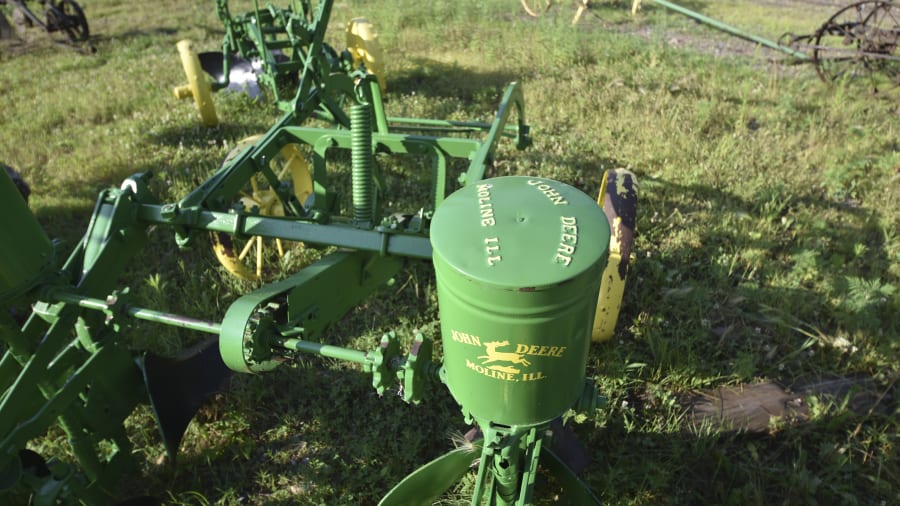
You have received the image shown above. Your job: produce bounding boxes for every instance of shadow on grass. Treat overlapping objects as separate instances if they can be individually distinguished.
[575,405,896,505]
[84,26,180,54]
[145,117,275,151]
[109,259,455,503]
[596,172,896,380]
[568,168,897,503]
[136,363,465,505]
[131,369,896,505]
[26,156,216,246]
[388,57,526,107]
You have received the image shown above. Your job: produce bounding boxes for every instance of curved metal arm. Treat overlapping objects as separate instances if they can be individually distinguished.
[460,81,532,185]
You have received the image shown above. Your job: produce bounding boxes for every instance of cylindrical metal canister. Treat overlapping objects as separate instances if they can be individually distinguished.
[0,168,52,304]
[431,176,610,428]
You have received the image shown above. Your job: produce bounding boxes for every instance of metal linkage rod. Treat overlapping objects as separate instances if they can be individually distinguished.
[651,0,810,60]
[280,338,370,365]
[141,205,434,259]
[50,291,223,335]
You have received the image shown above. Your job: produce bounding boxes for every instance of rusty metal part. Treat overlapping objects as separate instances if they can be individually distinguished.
[810,1,899,94]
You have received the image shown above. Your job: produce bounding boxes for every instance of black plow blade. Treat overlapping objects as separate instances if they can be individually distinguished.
[140,338,233,462]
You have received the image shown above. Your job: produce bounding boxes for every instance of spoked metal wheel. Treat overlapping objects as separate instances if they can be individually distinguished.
[521,0,553,17]
[211,136,314,282]
[813,0,899,95]
[57,0,88,42]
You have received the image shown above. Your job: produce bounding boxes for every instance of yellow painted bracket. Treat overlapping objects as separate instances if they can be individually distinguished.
[345,18,387,92]
[632,0,643,16]
[592,169,638,342]
[173,39,219,127]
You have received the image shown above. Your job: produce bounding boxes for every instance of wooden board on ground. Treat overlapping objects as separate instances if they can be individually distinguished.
[686,376,886,432]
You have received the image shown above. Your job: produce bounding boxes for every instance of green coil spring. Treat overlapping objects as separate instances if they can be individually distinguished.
[350,103,374,225]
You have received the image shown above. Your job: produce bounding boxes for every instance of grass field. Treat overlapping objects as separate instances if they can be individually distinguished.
[1,0,898,504]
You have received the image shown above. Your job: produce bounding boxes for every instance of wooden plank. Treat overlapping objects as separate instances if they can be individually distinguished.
[686,376,881,432]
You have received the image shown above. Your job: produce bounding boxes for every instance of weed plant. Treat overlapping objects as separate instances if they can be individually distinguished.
[1,0,897,504]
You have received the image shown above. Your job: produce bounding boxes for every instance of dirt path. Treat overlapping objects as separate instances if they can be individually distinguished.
[576,0,853,59]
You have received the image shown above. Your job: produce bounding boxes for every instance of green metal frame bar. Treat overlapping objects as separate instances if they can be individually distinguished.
[0,183,154,502]
[143,204,434,258]
[459,81,530,184]
[177,81,528,206]
[49,290,224,335]
[650,0,810,60]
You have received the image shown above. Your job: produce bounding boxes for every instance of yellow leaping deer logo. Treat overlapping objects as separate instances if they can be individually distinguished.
[477,340,531,372]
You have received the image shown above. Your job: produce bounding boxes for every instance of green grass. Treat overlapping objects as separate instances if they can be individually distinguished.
[2,0,898,504]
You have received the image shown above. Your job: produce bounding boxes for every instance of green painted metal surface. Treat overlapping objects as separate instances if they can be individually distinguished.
[219,250,402,373]
[379,441,482,506]
[0,168,53,304]
[431,176,609,427]
[650,0,809,60]
[0,181,154,503]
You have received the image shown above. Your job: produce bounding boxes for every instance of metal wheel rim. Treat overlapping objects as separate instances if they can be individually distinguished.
[812,0,899,94]
[521,0,552,17]
[56,0,88,42]
[212,137,313,281]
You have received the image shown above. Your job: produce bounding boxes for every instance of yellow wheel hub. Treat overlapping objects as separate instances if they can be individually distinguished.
[212,137,314,281]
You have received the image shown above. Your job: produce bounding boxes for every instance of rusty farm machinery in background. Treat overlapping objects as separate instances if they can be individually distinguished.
[779,0,899,93]
[523,0,899,96]
[0,0,88,43]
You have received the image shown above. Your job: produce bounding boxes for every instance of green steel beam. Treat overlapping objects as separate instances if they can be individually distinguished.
[138,204,435,259]
[49,291,224,335]
[650,0,810,60]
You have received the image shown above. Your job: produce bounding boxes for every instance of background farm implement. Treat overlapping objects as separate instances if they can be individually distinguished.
[523,0,899,95]
[174,0,388,127]
[0,0,88,43]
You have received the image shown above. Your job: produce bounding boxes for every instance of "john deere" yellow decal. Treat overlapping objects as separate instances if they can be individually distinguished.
[451,329,567,383]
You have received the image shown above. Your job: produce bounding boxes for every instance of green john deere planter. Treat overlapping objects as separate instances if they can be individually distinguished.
[0,2,639,504]
[379,177,610,505]
[433,176,609,428]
